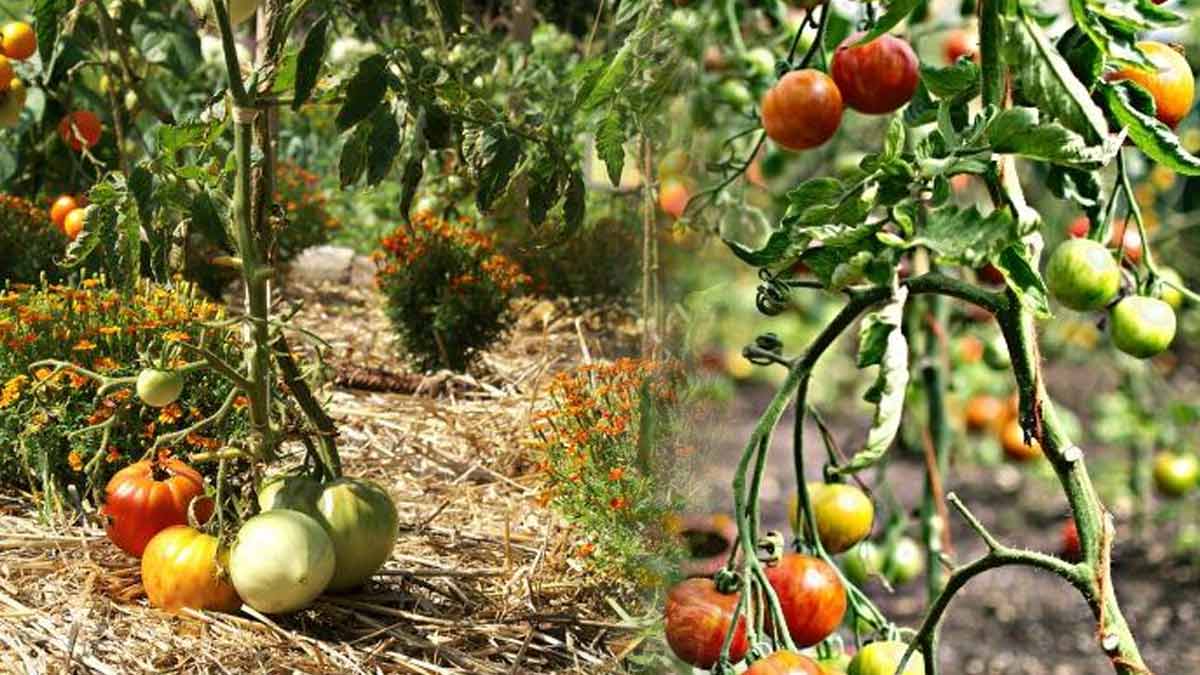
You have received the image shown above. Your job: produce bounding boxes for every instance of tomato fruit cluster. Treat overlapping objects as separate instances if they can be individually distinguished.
[761,33,919,151]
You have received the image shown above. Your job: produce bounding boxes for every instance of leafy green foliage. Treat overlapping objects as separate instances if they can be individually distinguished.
[0,195,69,285]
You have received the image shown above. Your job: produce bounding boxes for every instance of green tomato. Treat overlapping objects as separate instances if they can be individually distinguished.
[259,476,400,591]
[744,47,777,79]
[1045,239,1121,311]
[1110,296,1176,358]
[848,641,924,675]
[883,536,924,586]
[716,80,754,107]
[1157,268,1185,310]
[1153,451,1199,497]
[841,541,883,586]
[136,369,184,408]
[230,510,336,614]
[657,149,690,180]
[983,335,1011,370]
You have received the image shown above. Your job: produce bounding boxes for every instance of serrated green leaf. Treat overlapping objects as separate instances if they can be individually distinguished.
[33,0,59,66]
[1101,82,1200,175]
[527,160,563,227]
[1006,11,1110,143]
[920,60,980,101]
[562,168,586,237]
[882,116,906,160]
[995,244,1051,317]
[853,0,921,46]
[595,111,626,188]
[336,54,389,131]
[986,107,1120,168]
[904,83,938,126]
[293,16,329,111]
[338,122,371,188]
[475,128,524,212]
[367,105,402,186]
[909,206,1014,266]
[836,287,910,475]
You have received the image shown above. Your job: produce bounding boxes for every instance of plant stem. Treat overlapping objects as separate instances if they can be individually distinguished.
[919,292,951,602]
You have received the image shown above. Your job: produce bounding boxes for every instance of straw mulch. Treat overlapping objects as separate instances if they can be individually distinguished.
[0,265,646,674]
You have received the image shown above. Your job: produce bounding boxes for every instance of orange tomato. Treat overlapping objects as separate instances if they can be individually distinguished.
[1,22,37,62]
[50,195,79,231]
[63,208,87,240]
[1106,42,1194,128]
[0,56,12,92]
[964,394,1005,432]
[1000,418,1042,462]
[659,178,690,219]
[141,526,241,613]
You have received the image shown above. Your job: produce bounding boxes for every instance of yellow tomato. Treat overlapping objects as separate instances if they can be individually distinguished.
[141,525,241,613]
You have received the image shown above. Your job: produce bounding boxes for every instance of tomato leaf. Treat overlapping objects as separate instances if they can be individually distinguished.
[1066,0,1175,70]
[562,168,586,238]
[526,158,562,227]
[335,54,389,132]
[907,205,1015,267]
[338,120,371,188]
[1101,81,1200,175]
[882,116,906,161]
[435,0,462,35]
[293,16,329,111]
[994,244,1051,318]
[595,109,627,188]
[366,104,403,186]
[835,287,910,476]
[852,0,922,46]
[1006,12,1110,144]
[33,0,59,66]
[986,107,1121,168]
[473,127,524,212]
[919,60,980,101]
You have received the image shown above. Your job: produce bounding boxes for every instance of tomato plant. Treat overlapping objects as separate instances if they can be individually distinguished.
[663,577,749,669]
[228,510,336,614]
[136,369,184,408]
[101,458,212,557]
[141,525,241,613]
[764,553,847,647]
[830,33,919,115]
[791,483,874,553]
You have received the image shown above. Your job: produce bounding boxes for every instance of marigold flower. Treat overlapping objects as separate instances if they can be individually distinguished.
[72,339,97,351]
[67,451,83,472]
[608,467,626,481]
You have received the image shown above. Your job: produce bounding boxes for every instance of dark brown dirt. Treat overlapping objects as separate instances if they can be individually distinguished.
[686,382,1200,674]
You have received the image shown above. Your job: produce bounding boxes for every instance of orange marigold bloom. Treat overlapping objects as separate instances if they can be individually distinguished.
[608,467,626,481]
[157,403,183,424]
[67,451,83,472]
[72,339,97,351]
[93,357,119,372]
[576,542,595,559]
[163,331,191,343]
[609,496,628,510]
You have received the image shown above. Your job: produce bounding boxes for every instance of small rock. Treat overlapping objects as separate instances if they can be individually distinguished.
[290,245,358,284]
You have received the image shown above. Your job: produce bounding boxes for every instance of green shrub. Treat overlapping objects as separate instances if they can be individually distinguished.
[377,213,530,372]
[511,216,640,307]
[272,161,339,262]
[0,278,248,504]
[0,194,69,285]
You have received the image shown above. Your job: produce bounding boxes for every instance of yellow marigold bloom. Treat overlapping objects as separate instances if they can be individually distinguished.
[157,403,183,424]
[68,451,83,472]
[93,357,119,372]
[164,331,193,344]
[0,375,28,408]
[98,326,121,335]
[72,339,97,351]
[81,278,102,289]
[33,368,54,381]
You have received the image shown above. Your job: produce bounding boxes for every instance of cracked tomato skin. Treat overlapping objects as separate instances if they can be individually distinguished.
[102,459,212,557]
[830,33,919,114]
[664,578,748,668]
[1110,296,1176,358]
[1106,41,1194,128]
[847,641,924,675]
[765,553,847,647]
[746,651,825,675]
[141,525,241,613]
[761,69,843,151]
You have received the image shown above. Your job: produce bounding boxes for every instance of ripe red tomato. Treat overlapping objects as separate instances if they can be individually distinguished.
[1067,215,1090,239]
[1060,518,1081,562]
[746,651,825,675]
[50,195,79,232]
[999,418,1042,462]
[1152,451,1199,497]
[664,578,748,668]
[830,33,919,115]
[101,458,212,557]
[1110,296,1176,358]
[141,525,241,613]
[977,263,1005,286]
[964,394,1005,432]
[765,553,847,647]
[943,29,978,64]
[1106,41,1195,128]
[761,69,843,151]
[1108,220,1143,265]
[659,178,690,219]
[58,111,103,151]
